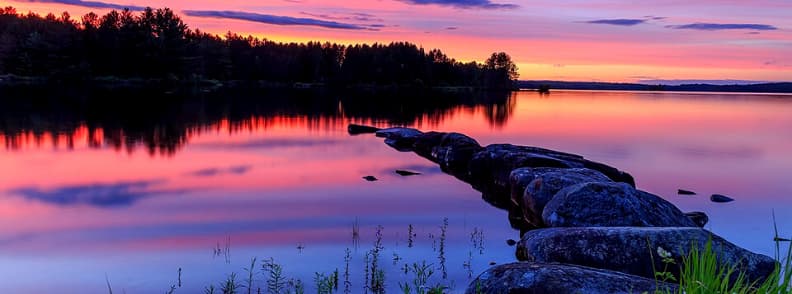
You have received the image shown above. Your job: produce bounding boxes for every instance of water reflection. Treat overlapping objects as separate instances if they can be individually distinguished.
[0,87,515,155]
[0,89,791,293]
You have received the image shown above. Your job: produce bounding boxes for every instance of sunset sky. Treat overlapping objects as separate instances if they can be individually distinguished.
[8,0,792,83]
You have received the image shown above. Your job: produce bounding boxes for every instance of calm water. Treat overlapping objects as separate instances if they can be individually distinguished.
[1,89,791,293]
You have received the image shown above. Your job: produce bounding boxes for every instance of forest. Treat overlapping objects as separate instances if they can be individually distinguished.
[0,6,518,89]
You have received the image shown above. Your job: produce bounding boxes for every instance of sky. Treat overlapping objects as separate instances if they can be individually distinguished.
[7,0,792,83]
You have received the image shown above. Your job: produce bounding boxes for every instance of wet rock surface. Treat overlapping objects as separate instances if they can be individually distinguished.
[543,182,697,227]
[685,211,709,227]
[466,262,676,294]
[394,170,421,176]
[516,227,777,283]
[678,189,697,195]
[347,124,381,135]
[508,167,612,230]
[711,193,735,203]
[417,132,483,179]
[374,127,423,151]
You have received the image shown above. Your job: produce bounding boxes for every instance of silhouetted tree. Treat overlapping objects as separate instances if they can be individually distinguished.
[485,52,519,89]
[0,6,515,88]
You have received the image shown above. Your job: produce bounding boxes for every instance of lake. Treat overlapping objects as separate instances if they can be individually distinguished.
[1,89,791,293]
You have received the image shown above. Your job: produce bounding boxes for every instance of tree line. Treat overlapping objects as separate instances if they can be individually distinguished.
[0,6,518,89]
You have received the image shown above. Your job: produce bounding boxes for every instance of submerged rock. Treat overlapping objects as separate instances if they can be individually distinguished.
[466,262,675,294]
[685,211,709,227]
[711,194,735,203]
[543,182,697,227]
[516,227,777,284]
[394,170,421,176]
[347,124,380,135]
[508,167,612,230]
[678,189,697,195]
[374,127,423,151]
[412,132,482,179]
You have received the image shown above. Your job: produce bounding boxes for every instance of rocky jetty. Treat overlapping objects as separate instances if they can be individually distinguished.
[354,125,776,293]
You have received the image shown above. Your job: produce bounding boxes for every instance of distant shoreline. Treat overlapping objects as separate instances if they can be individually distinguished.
[519,80,792,94]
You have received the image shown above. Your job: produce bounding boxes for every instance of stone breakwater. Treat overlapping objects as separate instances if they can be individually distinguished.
[350,124,778,294]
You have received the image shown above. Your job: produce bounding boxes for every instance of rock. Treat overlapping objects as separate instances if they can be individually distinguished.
[580,159,636,187]
[685,211,709,227]
[411,131,445,159]
[412,132,482,179]
[678,189,697,195]
[711,194,735,203]
[362,176,378,182]
[506,167,563,228]
[509,167,612,230]
[543,182,697,227]
[394,170,421,176]
[466,144,635,209]
[506,239,517,246]
[516,227,777,284]
[469,145,576,208]
[466,262,675,294]
[374,127,423,151]
[347,124,380,135]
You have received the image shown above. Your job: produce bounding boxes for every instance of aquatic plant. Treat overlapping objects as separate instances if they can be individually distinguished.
[105,275,114,294]
[369,225,386,294]
[262,258,286,294]
[352,218,360,250]
[438,218,448,280]
[204,285,216,294]
[287,278,305,294]
[244,257,257,294]
[221,272,240,294]
[313,272,337,294]
[343,248,352,294]
[214,236,232,264]
[408,224,416,248]
[399,261,437,294]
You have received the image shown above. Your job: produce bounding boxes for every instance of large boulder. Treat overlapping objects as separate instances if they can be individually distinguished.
[507,167,563,230]
[509,168,612,230]
[374,127,423,151]
[411,132,482,180]
[466,262,676,294]
[516,227,778,284]
[543,182,697,227]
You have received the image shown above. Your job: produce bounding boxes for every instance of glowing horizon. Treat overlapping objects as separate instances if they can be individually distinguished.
[6,0,792,83]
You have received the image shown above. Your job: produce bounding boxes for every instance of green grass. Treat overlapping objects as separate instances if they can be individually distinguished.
[654,237,792,294]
